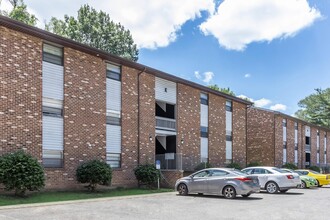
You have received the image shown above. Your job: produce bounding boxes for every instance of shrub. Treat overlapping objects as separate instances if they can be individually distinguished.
[194,162,212,171]
[0,150,45,196]
[76,160,112,191]
[282,163,298,170]
[226,162,242,170]
[246,161,261,167]
[134,164,160,187]
[309,166,321,173]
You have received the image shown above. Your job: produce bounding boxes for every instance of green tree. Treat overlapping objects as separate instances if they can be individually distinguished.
[45,4,139,61]
[208,84,236,96]
[0,0,37,26]
[295,88,330,128]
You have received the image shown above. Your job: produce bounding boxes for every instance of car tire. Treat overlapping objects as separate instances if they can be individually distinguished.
[300,181,306,189]
[223,186,236,199]
[177,183,188,196]
[316,180,323,187]
[265,181,279,194]
[279,189,288,193]
[242,194,251,198]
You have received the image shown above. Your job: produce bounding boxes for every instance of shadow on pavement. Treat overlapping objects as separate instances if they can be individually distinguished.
[177,194,263,200]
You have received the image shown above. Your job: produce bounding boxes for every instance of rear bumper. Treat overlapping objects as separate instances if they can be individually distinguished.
[236,186,260,195]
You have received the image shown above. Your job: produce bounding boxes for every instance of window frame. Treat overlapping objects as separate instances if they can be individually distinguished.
[42,43,64,66]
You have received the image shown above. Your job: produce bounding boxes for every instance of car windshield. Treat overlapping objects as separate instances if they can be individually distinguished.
[309,170,321,174]
[272,168,287,173]
[231,170,247,176]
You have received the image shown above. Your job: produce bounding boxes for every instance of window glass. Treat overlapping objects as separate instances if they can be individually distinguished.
[242,169,253,174]
[210,170,228,177]
[226,100,232,112]
[106,153,121,168]
[272,168,286,173]
[43,44,63,66]
[200,126,208,137]
[43,149,63,168]
[42,106,62,117]
[107,116,121,125]
[106,63,121,81]
[193,170,210,178]
[200,93,208,105]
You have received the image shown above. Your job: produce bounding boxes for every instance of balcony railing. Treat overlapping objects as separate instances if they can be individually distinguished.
[305,144,311,152]
[155,153,182,170]
[156,116,176,131]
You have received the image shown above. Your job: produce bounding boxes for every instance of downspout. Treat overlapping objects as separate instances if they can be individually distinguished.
[137,67,147,166]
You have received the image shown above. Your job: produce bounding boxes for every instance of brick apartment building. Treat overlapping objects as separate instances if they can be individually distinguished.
[247,107,330,169]
[0,16,252,189]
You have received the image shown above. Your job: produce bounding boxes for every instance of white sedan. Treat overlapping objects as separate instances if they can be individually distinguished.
[242,166,301,194]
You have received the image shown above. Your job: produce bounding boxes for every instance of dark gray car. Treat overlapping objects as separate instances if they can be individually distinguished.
[175,168,260,199]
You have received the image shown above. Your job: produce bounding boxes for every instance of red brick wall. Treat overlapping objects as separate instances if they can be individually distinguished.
[161,170,183,188]
[232,102,247,167]
[310,128,317,166]
[177,83,200,171]
[114,66,140,186]
[297,123,304,168]
[208,94,226,167]
[138,73,155,164]
[320,130,325,165]
[286,118,295,164]
[274,116,283,167]
[0,26,42,159]
[247,108,275,166]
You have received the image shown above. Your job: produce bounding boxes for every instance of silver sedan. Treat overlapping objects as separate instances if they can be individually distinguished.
[175,168,260,199]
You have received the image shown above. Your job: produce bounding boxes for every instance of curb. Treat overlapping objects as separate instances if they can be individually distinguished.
[0,191,176,210]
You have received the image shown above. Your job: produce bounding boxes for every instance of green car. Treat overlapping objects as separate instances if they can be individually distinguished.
[281,169,318,188]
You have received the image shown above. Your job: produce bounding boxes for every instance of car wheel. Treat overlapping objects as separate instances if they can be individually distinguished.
[265,181,279,194]
[300,181,306,189]
[177,183,188,196]
[316,180,322,187]
[279,189,288,193]
[223,186,236,199]
[242,194,251,198]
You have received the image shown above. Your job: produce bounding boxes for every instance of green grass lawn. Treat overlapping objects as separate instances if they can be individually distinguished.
[0,188,173,206]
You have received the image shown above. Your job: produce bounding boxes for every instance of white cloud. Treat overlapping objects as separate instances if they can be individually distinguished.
[244,74,251,78]
[16,0,215,49]
[254,98,272,107]
[200,0,321,50]
[270,104,287,111]
[194,71,214,84]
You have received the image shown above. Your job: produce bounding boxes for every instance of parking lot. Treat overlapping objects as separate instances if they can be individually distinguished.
[1,186,330,220]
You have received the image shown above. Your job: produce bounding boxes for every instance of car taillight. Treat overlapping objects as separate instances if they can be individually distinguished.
[235,177,252,182]
[286,175,294,179]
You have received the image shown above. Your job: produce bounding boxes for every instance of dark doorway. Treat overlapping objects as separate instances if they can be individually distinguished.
[305,152,311,168]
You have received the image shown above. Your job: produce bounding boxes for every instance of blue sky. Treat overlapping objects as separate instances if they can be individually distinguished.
[1,0,329,115]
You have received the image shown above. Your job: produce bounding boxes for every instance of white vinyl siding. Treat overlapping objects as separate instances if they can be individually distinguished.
[200,104,208,127]
[283,149,287,164]
[42,116,63,150]
[294,129,298,144]
[200,137,208,162]
[106,79,121,112]
[226,111,232,132]
[226,141,232,161]
[155,77,176,104]
[106,125,121,154]
[294,150,298,164]
[305,126,310,137]
[283,119,287,141]
[42,62,64,100]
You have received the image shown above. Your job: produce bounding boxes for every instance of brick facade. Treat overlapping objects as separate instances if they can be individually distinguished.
[247,107,330,169]
[232,102,247,167]
[1,18,252,190]
[247,108,275,166]
[177,83,200,170]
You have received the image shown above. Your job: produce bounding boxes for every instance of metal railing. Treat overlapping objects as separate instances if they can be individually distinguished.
[305,144,311,152]
[155,153,182,170]
[155,116,176,131]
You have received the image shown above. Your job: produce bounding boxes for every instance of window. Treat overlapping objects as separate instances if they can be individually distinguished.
[283,141,287,149]
[226,100,232,112]
[306,137,310,145]
[106,116,121,126]
[193,170,210,178]
[294,144,298,150]
[242,169,253,174]
[106,153,121,168]
[282,119,287,127]
[226,135,232,141]
[106,63,121,81]
[253,168,270,174]
[42,106,62,117]
[200,93,208,105]
[43,149,63,168]
[294,122,298,130]
[43,43,63,66]
[210,170,228,177]
[200,126,208,137]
